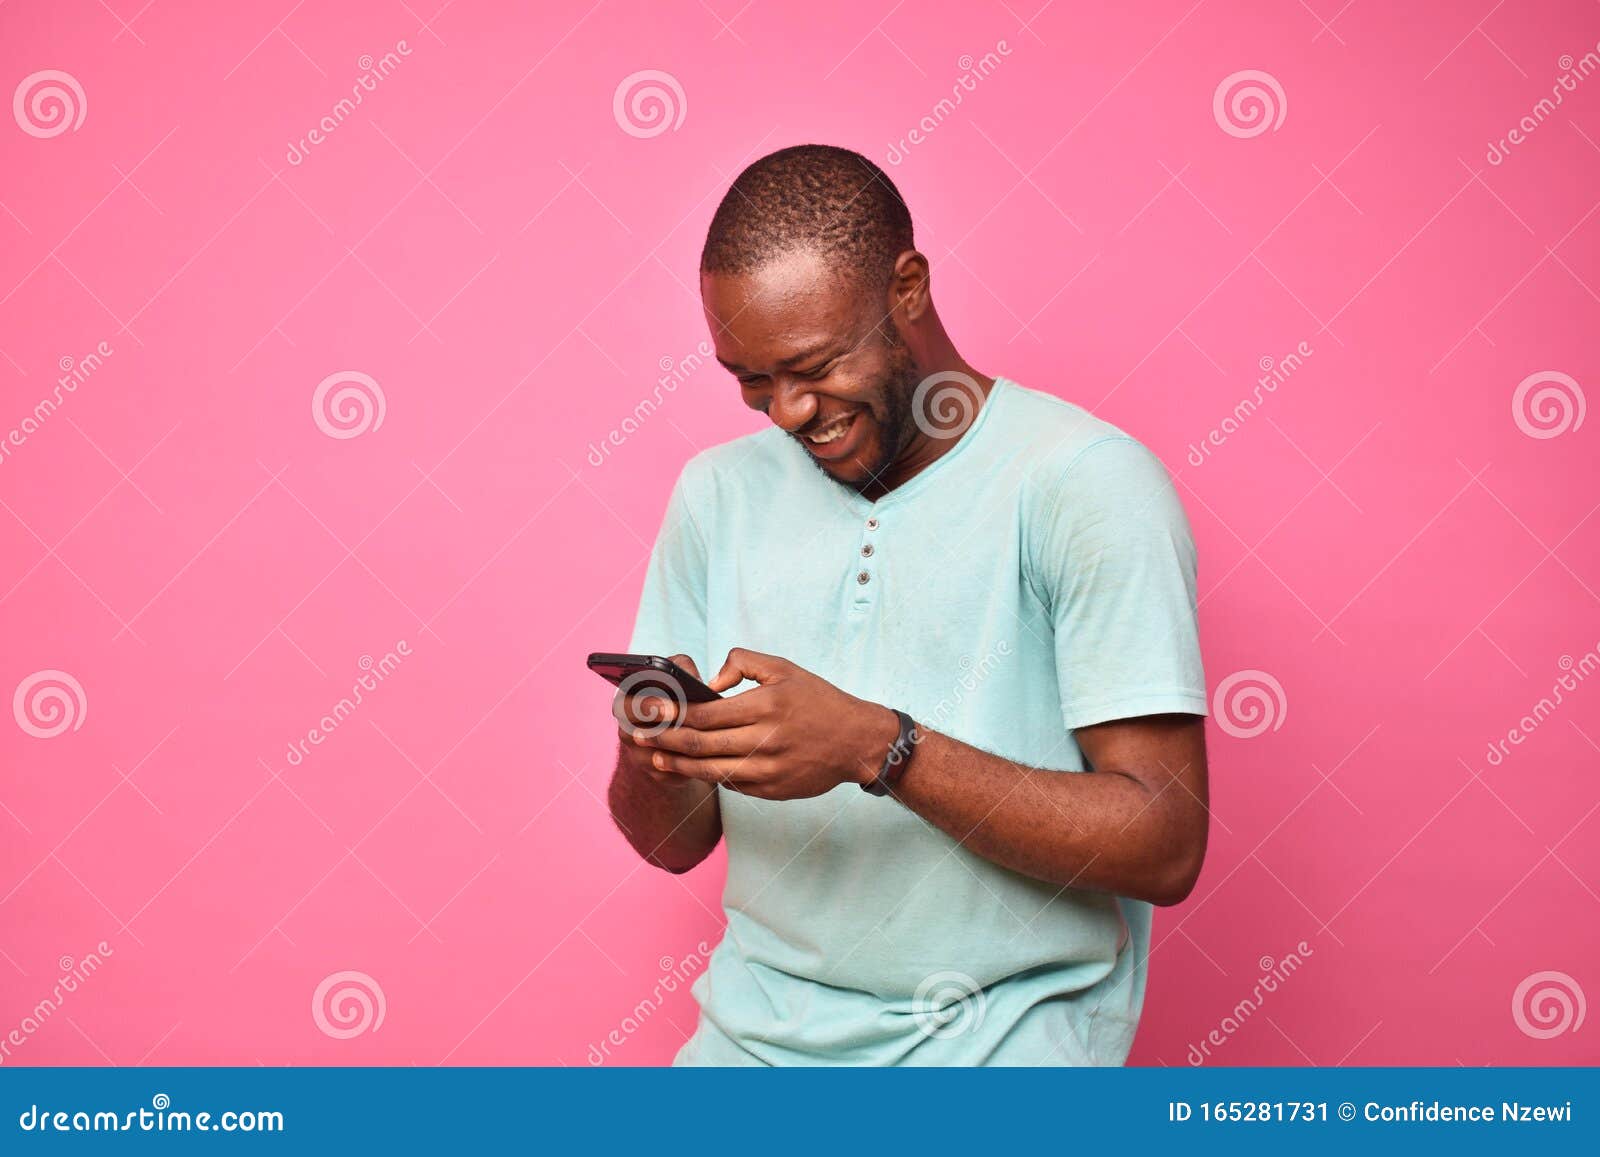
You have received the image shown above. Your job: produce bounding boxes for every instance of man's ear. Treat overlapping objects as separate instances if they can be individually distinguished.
[887,250,931,322]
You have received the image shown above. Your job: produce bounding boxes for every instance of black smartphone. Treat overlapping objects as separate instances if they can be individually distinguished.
[587,652,722,703]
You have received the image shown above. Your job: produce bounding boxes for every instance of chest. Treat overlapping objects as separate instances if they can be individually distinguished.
[702,487,1040,704]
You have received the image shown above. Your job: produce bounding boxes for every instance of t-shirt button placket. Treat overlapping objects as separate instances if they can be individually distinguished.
[852,515,879,607]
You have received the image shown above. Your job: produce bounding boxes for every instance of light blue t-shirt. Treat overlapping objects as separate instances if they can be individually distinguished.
[628,377,1207,1065]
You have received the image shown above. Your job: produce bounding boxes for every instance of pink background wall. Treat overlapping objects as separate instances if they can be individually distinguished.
[2,0,1597,1067]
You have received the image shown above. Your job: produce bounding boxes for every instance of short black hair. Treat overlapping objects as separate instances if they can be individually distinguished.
[701,144,914,292]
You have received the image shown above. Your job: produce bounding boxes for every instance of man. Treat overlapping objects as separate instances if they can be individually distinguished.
[607,144,1209,1065]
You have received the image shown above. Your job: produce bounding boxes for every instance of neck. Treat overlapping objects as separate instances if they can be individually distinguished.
[862,349,994,500]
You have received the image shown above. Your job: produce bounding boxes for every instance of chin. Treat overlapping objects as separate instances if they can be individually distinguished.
[823,463,870,488]
[827,446,888,489]
[792,420,890,490]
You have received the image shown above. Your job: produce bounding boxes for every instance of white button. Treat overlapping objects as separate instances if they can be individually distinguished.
[860,544,874,558]
[866,517,879,530]
[856,571,870,585]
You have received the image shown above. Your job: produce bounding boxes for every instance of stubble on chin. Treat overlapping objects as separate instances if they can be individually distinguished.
[789,338,923,494]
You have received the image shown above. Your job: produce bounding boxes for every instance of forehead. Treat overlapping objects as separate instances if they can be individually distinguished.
[701,249,872,368]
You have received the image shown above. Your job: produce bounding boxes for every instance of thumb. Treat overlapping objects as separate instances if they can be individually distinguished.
[708,647,787,692]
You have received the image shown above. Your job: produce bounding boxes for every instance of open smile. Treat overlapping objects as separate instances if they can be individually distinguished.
[799,411,864,461]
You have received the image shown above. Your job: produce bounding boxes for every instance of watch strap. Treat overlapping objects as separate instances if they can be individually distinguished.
[862,709,919,796]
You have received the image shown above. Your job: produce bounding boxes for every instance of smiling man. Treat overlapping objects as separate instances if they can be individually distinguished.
[607,144,1209,1066]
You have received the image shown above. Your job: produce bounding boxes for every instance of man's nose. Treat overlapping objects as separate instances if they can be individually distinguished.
[767,378,819,433]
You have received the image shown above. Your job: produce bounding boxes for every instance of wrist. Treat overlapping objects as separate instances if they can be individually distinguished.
[859,707,920,797]
[852,703,901,787]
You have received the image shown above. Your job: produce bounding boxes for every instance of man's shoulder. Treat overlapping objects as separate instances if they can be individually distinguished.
[673,425,794,505]
[996,379,1170,494]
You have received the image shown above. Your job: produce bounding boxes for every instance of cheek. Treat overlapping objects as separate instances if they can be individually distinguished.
[834,361,894,414]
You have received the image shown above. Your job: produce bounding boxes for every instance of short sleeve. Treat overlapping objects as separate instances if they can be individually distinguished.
[1030,437,1207,731]
[627,468,711,674]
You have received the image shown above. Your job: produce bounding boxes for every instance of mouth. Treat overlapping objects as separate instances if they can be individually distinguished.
[798,410,865,461]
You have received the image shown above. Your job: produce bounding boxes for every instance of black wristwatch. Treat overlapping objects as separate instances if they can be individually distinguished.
[861,709,919,796]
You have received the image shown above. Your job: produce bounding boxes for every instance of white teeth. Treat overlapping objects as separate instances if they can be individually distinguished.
[806,416,852,445]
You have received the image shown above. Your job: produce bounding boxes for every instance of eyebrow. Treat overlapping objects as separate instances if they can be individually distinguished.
[717,339,843,375]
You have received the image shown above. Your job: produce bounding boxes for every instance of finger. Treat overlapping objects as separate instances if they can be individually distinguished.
[637,723,776,758]
[648,751,769,783]
[707,647,789,693]
[612,689,678,731]
[642,765,694,787]
[678,687,774,730]
[667,653,701,680]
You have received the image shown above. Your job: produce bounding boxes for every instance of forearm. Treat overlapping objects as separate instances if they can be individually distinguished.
[607,741,722,873]
[886,729,1205,905]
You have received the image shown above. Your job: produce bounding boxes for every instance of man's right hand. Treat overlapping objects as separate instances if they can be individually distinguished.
[614,653,701,787]
[607,652,724,873]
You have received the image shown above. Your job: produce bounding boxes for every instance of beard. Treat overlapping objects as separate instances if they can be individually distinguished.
[791,329,922,494]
